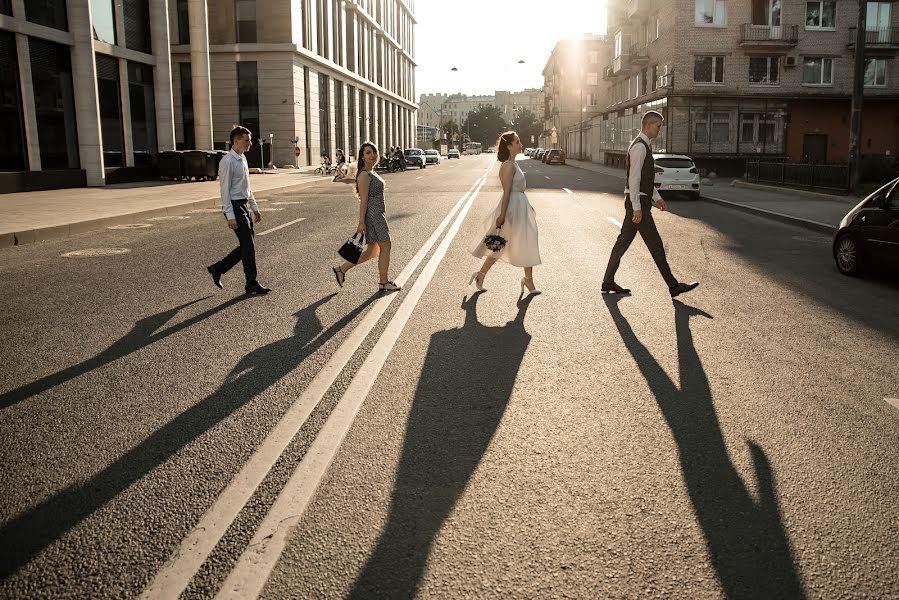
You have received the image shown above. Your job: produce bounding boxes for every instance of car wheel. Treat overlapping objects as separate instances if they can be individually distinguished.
[691,191,701,200]
[835,233,861,276]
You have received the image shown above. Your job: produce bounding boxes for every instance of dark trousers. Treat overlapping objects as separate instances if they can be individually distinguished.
[603,196,678,288]
[214,201,257,286]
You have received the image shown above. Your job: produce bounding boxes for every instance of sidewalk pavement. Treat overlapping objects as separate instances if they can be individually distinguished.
[565,158,858,235]
[0,166,330,248]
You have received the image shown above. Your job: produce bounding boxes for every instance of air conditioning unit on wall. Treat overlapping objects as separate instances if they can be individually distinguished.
[784,56,797,67]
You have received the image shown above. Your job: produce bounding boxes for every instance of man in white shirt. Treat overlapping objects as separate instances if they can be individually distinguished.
[207,126,271,295]
[601,111,699,298]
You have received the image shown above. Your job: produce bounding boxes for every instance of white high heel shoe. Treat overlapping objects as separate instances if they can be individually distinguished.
[469,271,487,291]
[520,277,541,296]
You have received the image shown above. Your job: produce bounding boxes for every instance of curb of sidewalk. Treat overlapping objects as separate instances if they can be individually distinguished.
[1,176,330,249]
[731,179,860,203]
[700,194,837,235]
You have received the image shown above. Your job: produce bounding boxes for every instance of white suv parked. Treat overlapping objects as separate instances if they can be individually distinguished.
[653,154,701,199]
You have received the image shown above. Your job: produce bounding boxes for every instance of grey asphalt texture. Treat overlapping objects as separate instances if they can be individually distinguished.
[1,156,897,599]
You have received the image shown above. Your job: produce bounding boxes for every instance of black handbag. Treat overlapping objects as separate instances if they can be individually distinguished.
[338,232,365,264]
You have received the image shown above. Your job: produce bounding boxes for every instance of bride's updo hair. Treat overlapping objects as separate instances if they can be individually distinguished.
[496,131,517,162]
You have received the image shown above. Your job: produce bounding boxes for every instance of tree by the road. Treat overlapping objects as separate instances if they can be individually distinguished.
[511,108,541,148]
[462,105,509,149]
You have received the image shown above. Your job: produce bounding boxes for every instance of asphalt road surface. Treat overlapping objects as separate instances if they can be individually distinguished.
[1,154,897,599]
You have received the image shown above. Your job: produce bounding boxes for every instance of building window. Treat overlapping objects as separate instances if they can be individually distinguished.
[348,85,357,154]
[693,112,708,143]
[179,63,194,149]
[695,0,726,25]
[694,56,725,83]
[805,1,835,29]
[177,0,190,44]
[864,58,886,86]
[749,57,779,84]
[614,31,627,58]
[124,0,151,53]
[334,80,344,152]
[237,62,260,164]
[867,2,892,40]
[236,0,257,43]
[95,54,124,167]
[0,31,27,170]
[711,112,730,143]
[127,61,157,165]
[587,93,597,107]
[92,0,117,45]
[586,72,598,86]
[588,51,598,64]
[801,57,833,85]
[741,113,779,145]
[318,72,331,157]
[0,0,11,16]
[24,0,68,31]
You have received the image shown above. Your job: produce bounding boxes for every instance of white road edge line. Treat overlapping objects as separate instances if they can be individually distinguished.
[140,168,491,600]
[886,398,899,411]
[544,175,550,180]
[562,188,573,194]
[256,218,306,236]
[606,216,622,228]
[215,169,491,600]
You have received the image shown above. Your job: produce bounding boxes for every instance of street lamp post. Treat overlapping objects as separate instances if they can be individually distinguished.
[267,133,274,169]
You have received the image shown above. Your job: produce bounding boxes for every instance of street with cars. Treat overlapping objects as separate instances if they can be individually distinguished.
[1,154,898,598]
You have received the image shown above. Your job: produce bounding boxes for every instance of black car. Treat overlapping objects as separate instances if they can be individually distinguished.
[545,149,566,165]
[833,176,899,275]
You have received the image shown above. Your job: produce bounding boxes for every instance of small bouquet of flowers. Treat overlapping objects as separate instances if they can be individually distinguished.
[483,230,507,252]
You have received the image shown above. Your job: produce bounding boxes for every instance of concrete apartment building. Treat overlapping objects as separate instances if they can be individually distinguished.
[540,36,607,156]
[0,0,417,193]
[578,0,899,174]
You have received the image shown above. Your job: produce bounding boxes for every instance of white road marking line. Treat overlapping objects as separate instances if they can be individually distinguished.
[606,216,622,228]
[562,188,573,194]
[215,171,491,600]
[141,170,491,600]
[416,175,423,179]
[256,218,306,236]
[886,398,899,411]
[544,175,550,180]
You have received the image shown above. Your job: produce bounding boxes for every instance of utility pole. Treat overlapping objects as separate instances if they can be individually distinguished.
[848,0,867,192]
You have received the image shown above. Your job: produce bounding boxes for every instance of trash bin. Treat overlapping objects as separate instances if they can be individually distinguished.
[182,150,215,181]
[207,151,228,180]
[158,150,183,180]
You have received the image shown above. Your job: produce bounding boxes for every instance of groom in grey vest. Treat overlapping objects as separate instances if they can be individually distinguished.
[601,111,699,298]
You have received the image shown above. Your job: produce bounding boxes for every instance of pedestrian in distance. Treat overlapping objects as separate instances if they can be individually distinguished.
[333,148,346,181]
[470,131,542,297]
[601,111,699,298]
[207,125,271,295]
[332,142,401,292]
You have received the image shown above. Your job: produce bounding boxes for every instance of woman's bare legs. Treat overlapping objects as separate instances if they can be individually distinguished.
[339,241,380,275]
[377,241,392,283]
[522,266,538,292]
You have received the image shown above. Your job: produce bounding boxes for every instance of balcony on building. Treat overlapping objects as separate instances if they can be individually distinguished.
[629,43,649,70]
[612,53,631,74]
[848,27,899,54]
[740,23,798,47]
[626,0,650,21]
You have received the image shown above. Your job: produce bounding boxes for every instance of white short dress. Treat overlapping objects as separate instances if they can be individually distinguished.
[470,161,541,267]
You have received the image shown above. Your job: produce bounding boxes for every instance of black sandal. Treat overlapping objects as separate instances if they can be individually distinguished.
[332,266,345,288]
[378,280,401,292]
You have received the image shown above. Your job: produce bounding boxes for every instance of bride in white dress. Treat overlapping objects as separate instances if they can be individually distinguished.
[470,131,542,296]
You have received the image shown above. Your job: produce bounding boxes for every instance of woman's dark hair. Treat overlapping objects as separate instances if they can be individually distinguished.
[355,141,379,197]
[229,125,252,145]
[496,131,517,162]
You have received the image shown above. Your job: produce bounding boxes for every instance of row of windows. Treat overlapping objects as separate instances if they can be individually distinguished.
[693,55,888,86]
[696,0,892,30]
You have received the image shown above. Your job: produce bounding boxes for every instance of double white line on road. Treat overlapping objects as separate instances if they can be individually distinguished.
[142,164,493,600]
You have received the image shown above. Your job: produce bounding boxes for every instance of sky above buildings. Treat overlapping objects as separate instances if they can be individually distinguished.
[415,0,607,96]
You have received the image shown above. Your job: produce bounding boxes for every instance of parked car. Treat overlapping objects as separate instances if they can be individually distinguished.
[545,149,566,165]
[534,148,545,160]
[447,149,461,159]
[524,148,533,157]
[424,149,441,165]
[541,148,553,162]
[484,146,495,153]
[833,176,899,276]
[404,148,426,169]
[653,154,701,199]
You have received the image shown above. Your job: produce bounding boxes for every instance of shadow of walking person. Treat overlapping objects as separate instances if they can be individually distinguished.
[604,296,805,599]
[0,292,379,582]
[348,292,535,599]
[0,295,240,411]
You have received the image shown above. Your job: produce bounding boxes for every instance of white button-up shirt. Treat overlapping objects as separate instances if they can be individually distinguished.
[623,132,662,213]
[219,150,259,220]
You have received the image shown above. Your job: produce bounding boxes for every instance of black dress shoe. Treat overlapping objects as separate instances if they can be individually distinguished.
[669,281,699,298]
[601,281,631,294]
[245,283,272,295]
[207,265,223,289]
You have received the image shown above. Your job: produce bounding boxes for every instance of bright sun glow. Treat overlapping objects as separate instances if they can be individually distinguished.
[415,0,607,96]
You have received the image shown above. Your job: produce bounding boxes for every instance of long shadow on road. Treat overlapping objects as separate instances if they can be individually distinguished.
[604,296,805,599]
[348,291,534,598]
[0,292,377,581]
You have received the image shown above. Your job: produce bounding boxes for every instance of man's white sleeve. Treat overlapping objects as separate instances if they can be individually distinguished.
[220,158,235,220]
[628,143,645,213]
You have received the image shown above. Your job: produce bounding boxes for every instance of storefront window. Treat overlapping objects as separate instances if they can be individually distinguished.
[128,61,157,165]
[30,37,79,169]
[0,31,27,170]
[96,54,124,168]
